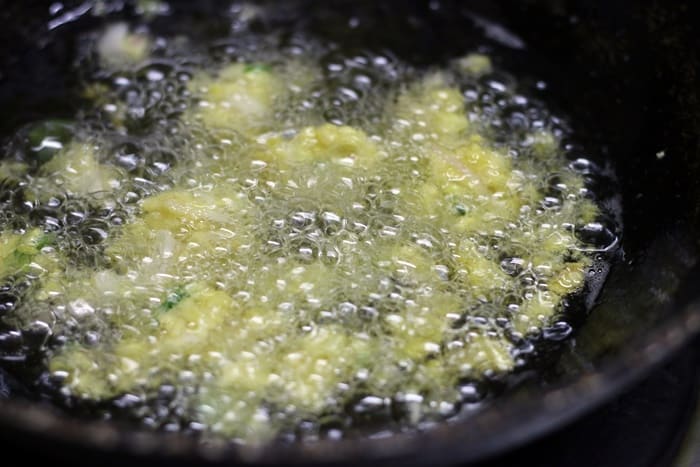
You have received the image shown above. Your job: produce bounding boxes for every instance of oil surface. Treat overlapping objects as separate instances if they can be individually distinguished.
[0,1,620,445]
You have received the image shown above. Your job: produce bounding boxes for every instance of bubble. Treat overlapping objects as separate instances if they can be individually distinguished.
[0,331,23,353]
[542,321,573,341]
[575,222,619,252]
[21,320,52,350]
[569,158,598,175]
[500,257,526,276]
[353,395,386,414]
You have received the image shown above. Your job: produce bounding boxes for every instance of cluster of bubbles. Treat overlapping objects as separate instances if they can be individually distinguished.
[0,6,619,445]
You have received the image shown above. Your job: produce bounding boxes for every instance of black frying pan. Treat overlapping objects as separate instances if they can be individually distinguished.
[1,1,699,465]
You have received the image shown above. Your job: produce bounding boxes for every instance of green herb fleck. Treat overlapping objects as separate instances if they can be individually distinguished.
[244,64,271,74]
[160,286,189,313]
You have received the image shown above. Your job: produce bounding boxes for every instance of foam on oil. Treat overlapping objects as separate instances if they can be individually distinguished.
[0,3,620,444]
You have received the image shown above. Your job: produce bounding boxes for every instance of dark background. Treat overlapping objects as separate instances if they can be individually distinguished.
[1,1,700,466]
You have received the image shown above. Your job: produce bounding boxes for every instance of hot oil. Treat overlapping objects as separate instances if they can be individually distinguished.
[0,2,620,444]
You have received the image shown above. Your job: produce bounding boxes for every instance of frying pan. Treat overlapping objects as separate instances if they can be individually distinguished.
[1,0,700,465]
